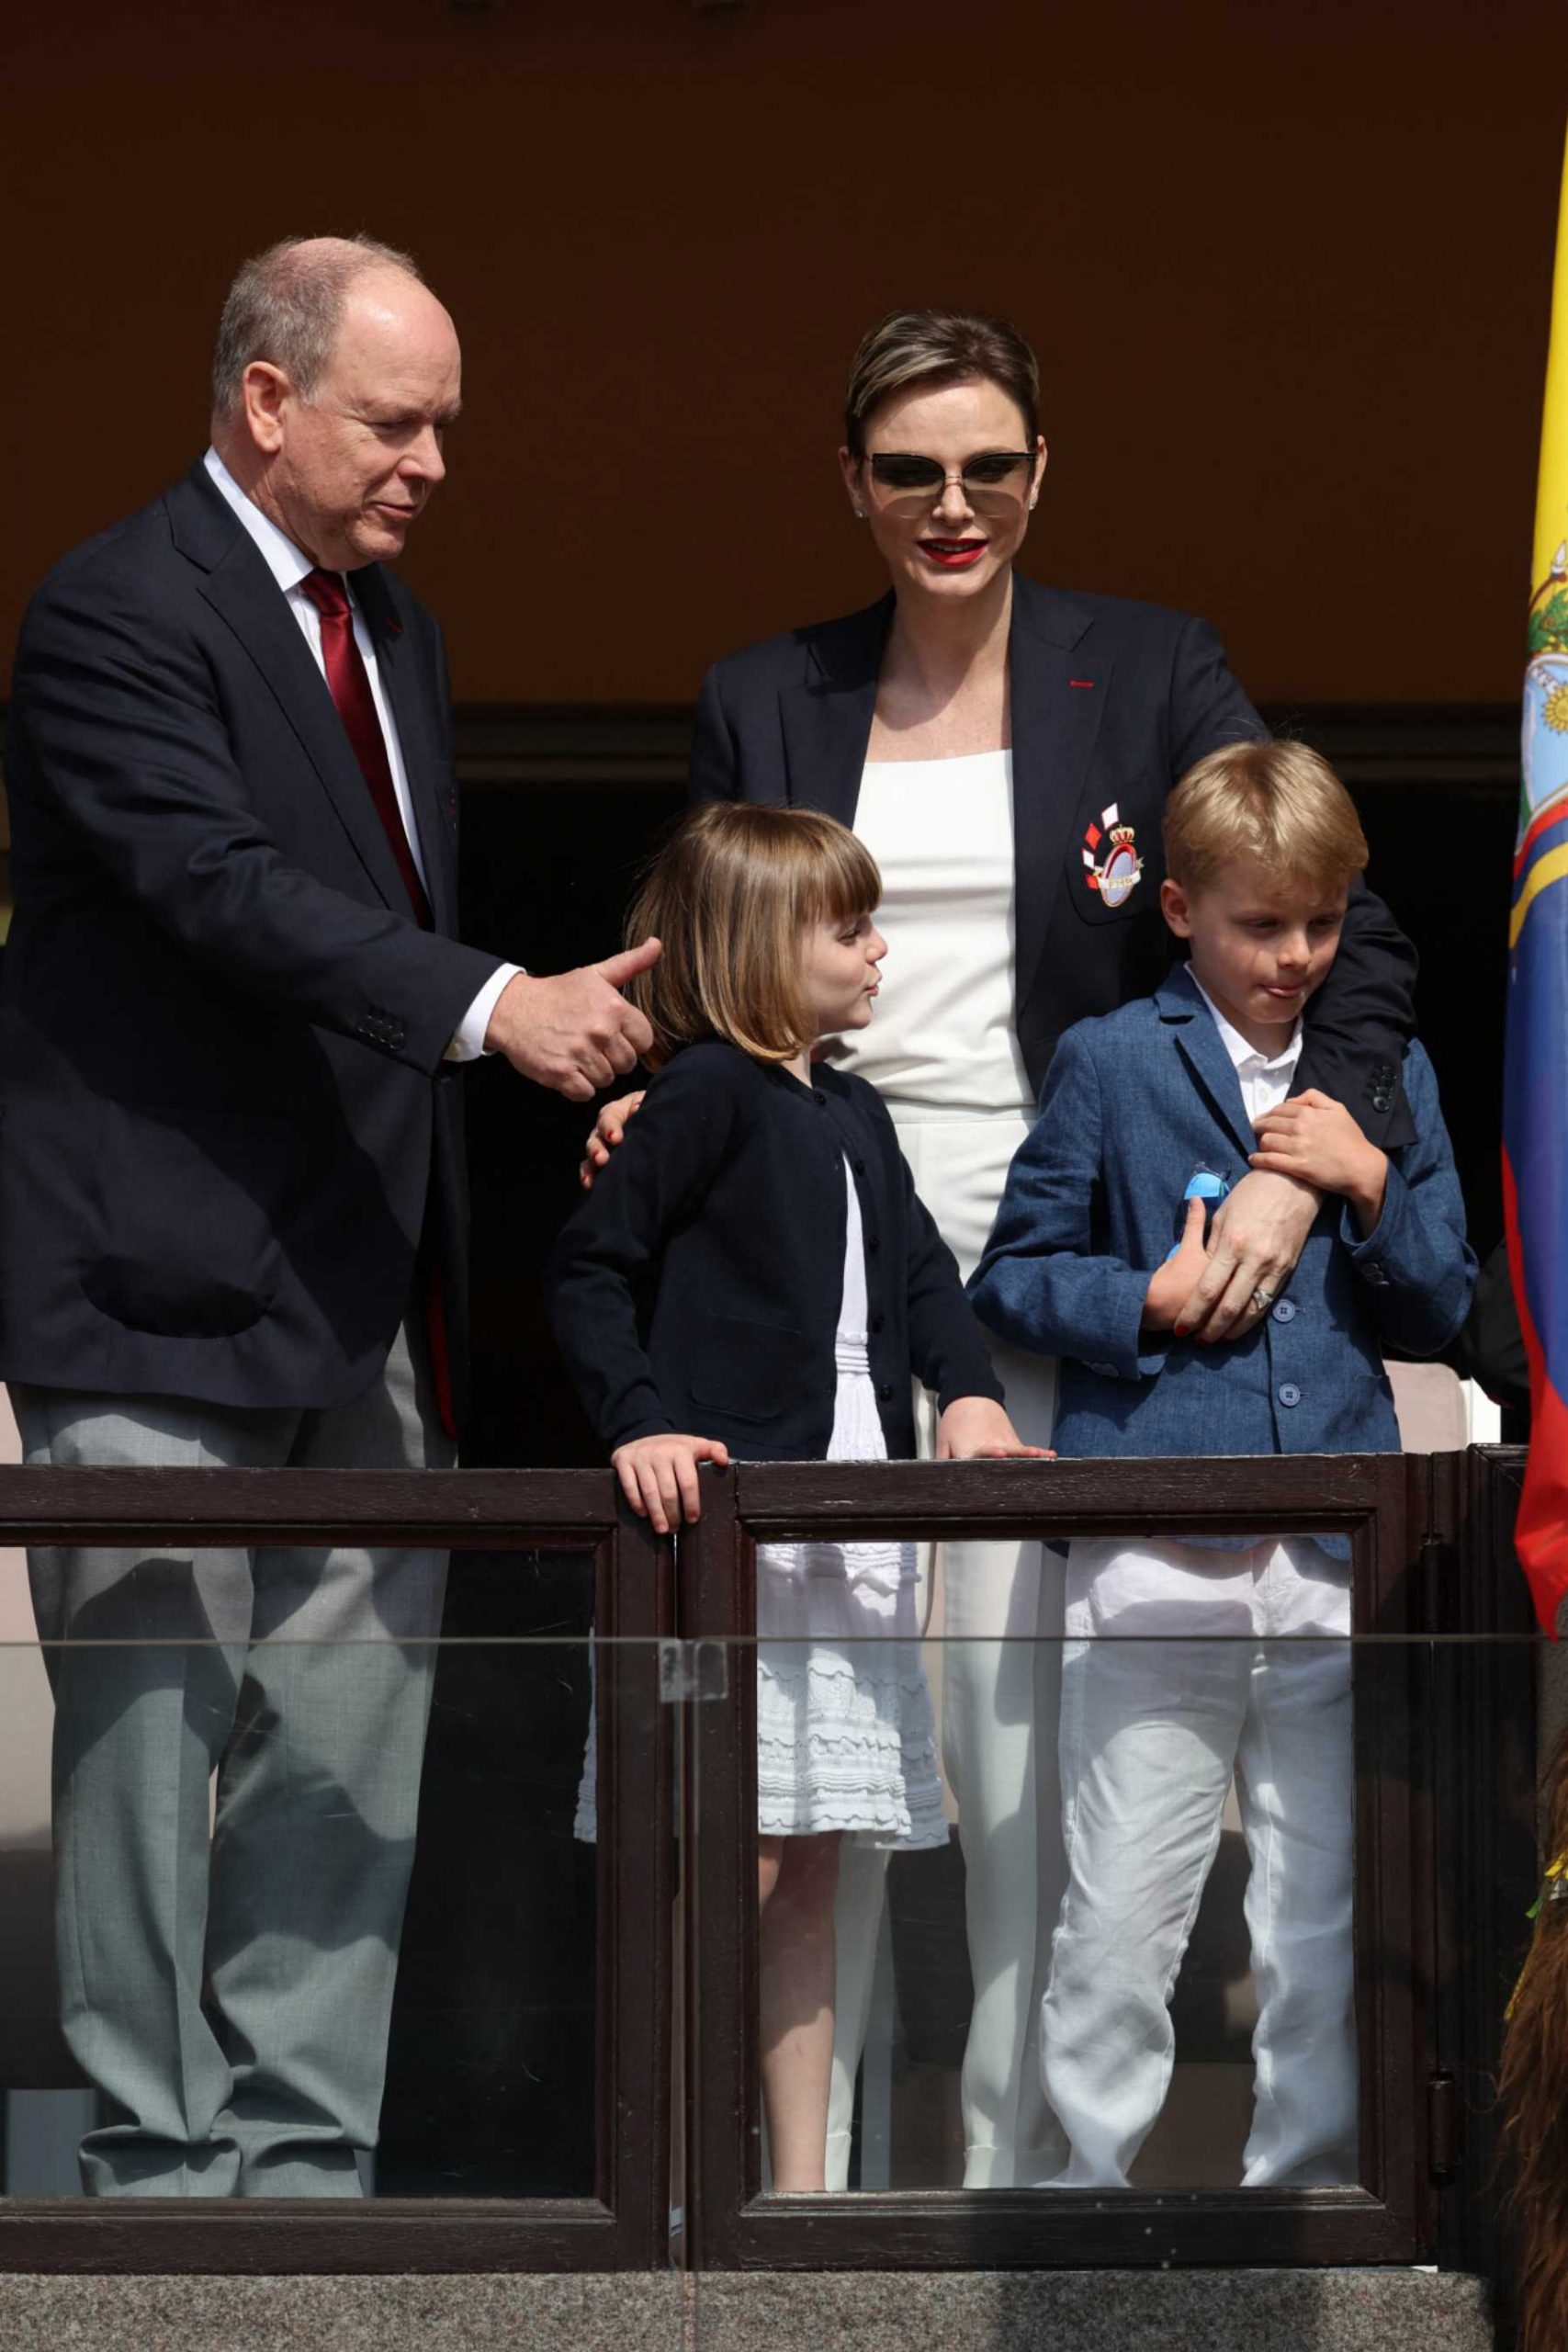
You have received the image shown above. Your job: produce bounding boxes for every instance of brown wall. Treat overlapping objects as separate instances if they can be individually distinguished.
[6,0,1560,705]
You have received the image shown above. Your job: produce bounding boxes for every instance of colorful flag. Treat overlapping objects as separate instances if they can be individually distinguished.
[1506,128,1568,1632]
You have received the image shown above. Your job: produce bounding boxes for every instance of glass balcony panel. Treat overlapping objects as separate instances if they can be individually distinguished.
[0,1541,616,2205]
[734,1520,1363,2198]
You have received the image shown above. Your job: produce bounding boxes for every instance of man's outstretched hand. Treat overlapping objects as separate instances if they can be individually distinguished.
[485,939,660,1101]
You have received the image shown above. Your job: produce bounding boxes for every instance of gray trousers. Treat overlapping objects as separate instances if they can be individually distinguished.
[13,1321,452,2197]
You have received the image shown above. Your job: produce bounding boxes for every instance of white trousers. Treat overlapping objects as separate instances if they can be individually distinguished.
[1043,1538,1357,2189]
[823,1112,1066,2189]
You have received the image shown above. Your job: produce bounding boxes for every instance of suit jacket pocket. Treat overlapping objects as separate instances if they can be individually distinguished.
[1066,786,1163,927]
[688,1310,808,1424]
[82,1105,293,1339]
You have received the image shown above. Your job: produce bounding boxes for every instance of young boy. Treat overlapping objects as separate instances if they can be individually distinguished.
[967,740,1475,2190]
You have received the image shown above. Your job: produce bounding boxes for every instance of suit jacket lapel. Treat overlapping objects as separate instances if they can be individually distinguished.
[1157,969,1260,1162]
[1010,577,1111,1019]
[178,504,411,918]
[353,567,458,934]
[778,594,890,823]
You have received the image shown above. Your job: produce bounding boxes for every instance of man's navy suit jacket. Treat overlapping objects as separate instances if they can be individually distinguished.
[689,573,1419,1146]
[0,460,501,1410]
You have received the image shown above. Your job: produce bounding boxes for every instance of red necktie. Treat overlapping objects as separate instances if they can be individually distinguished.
[299,567,433,928]
[299,567,455,1440]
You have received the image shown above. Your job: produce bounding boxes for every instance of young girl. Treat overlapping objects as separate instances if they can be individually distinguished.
[546,800,1040,2191]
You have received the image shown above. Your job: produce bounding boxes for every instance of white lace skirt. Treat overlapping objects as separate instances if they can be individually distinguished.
[577,1355,946,1851]
[755,1351,945,1849]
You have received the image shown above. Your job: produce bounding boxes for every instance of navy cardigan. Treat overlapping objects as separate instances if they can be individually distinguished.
[545,1040,1004,1461]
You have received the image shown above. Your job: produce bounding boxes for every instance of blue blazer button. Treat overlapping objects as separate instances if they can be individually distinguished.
[1271,1300,1297,1322]
[1278,1383,1302,1408]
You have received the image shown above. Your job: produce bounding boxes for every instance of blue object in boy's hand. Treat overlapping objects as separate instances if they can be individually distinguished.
[1166,1164,1231,1259]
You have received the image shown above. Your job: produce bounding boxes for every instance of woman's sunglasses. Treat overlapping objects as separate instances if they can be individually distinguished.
[864,450,1035,510]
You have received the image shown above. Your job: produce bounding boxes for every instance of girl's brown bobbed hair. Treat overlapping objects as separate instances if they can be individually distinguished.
[624,801,881,1068]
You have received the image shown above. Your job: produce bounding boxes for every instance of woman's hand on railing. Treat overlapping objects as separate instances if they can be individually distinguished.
[612,1432,731,1532]
[935,1398,1053,1460]
[580,1091,648,1189]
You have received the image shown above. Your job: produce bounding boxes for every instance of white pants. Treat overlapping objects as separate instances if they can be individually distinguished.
[823,1112,1066,2189]
[1043,1537,1357,2189]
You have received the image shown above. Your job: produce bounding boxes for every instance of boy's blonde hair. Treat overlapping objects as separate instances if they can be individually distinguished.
[625,801,881,1066]
[1163,739,1369,898]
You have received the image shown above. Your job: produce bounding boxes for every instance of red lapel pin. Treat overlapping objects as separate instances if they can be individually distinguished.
[1069,678,1094,688]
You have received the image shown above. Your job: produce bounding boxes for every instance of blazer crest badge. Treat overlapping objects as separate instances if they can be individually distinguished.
[1081,803,1144,908]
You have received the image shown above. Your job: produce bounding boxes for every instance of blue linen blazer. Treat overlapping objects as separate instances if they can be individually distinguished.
[967,967,1476,1466]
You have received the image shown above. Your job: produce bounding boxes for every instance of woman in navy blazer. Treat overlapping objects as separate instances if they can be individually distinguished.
[600,309,1421,2189]
[690,309,1421,2190]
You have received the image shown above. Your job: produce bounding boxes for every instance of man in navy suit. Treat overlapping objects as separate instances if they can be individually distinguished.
[969,739,1473,2189]
[1,234,655,2194]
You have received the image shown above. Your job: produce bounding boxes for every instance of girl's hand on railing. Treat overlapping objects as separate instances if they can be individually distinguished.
[612,1433,730,1533]
[580,1091,647,1189]
[935,1398,1053,1460]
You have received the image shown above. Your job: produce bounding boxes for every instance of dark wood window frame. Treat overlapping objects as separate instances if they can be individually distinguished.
[0,1466,672,2276]
[678,1451,1513,2274]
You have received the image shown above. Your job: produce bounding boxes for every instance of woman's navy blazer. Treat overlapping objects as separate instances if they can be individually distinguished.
[545,1041,1004,1461]
[689,572,1419,1148]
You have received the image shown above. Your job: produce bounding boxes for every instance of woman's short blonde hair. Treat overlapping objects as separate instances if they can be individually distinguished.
[843,309,1040,456]
[1164,740,1369,899]
[625,802,881,1066]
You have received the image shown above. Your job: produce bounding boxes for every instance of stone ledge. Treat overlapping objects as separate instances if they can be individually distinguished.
[694,2268,1495,2351]
[0,2267,1495,2352]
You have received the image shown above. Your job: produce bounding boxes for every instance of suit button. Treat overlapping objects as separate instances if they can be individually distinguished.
[813,1089,827,1106]
[877,1382,894,1403]
[870,1313,886,1334]
[1271,1300,1297,1323]
[1279,1383,1302,1408]
[853,1158,866,1174]
[866,1237,881,1255]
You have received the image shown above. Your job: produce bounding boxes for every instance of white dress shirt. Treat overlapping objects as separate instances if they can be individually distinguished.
[1188,968,1303,1121]
[202,449,516,1061]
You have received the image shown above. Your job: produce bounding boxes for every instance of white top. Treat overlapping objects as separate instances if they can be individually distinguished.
[1189,970,1303,1123]
[202,449,516,1061]
[829,751,1033,1114]
[837,1156,869,1361]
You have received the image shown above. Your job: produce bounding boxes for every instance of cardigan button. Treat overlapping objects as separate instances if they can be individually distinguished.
[812,1089,827,1106]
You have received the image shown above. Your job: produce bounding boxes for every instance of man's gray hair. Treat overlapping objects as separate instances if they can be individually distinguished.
[211,234,425,416]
